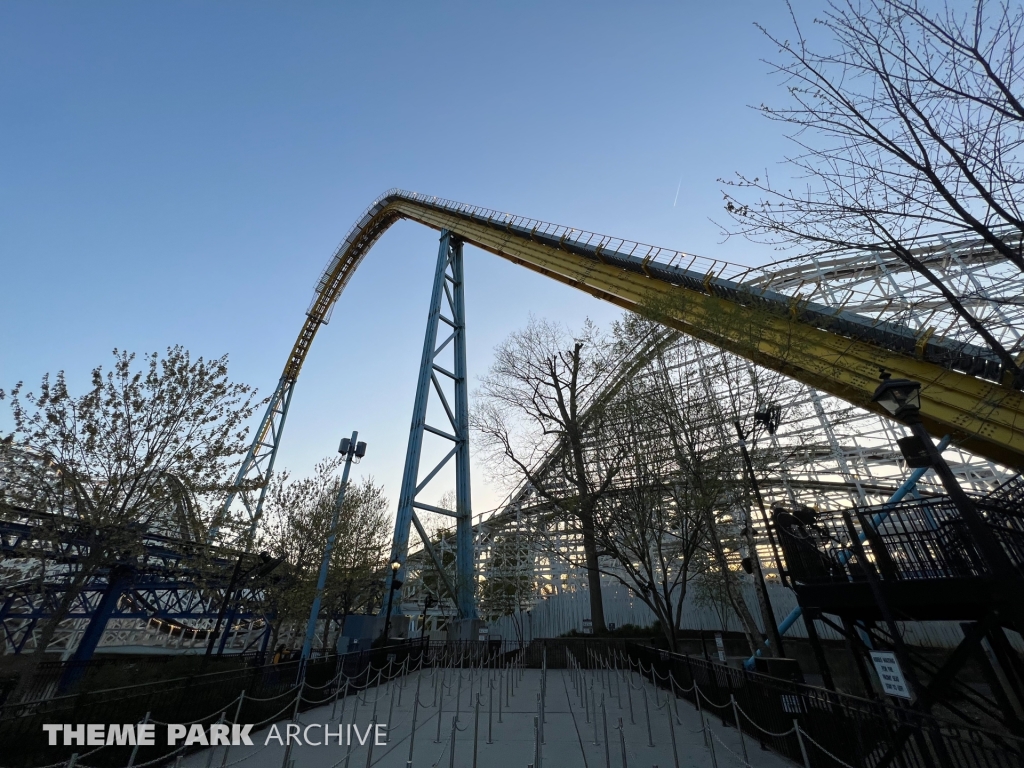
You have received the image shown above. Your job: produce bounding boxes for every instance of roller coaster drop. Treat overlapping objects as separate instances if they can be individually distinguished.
[211,188,1023,634]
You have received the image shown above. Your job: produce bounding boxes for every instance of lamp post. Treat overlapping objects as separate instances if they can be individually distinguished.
[872,373,1024,633]
[300,431,366,662]
[382,561,403,643]
[872,374,989,538]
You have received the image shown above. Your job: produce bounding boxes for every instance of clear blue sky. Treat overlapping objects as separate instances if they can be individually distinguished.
[0,1,812,518]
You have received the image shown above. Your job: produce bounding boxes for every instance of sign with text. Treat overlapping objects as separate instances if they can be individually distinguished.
[870,652,912,699]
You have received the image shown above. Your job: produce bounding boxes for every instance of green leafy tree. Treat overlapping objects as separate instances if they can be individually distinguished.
[0,347,259,672]
[255,458,389,650]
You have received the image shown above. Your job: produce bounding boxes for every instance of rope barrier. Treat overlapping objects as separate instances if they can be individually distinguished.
[710,727,754,768]
[695,689,734,711]
[250,698,303,729]
[797,727,859,768]
[244,685,302,703]
[150,698,240,727]
[731,703,797,739]
[220,739,271,768]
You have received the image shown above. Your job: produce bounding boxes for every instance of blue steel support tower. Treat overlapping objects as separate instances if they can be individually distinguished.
[384,231,478,629]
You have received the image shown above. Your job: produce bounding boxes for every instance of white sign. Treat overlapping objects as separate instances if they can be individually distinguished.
[870,652,912,699]
[714,633,726,662]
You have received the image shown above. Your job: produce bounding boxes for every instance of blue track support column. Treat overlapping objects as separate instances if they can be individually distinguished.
[450,239,476,621]
[385,231,478,623]
[59,567,133,692]
[210,376,296,545]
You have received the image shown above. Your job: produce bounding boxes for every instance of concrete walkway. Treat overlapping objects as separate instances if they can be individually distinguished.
[179,667,797,768]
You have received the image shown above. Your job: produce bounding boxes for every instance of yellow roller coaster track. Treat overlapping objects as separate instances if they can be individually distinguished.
[282,190,1024,471]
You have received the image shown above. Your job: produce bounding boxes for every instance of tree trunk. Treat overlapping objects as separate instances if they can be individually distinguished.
[578,510,607,633]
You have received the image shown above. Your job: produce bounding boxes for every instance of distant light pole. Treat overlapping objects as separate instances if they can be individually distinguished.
[300,431,366,662]
[381,561,403,643]
[420,593,434,643]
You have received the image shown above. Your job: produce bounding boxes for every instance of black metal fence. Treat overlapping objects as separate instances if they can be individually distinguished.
[4,637,1020,768]
[4,650,275,706]
[566,640,1024,768]
[0,641,428,768]
[776,494,1024,587]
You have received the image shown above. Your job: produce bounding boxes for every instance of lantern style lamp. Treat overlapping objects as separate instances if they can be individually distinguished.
[871,374,922,421]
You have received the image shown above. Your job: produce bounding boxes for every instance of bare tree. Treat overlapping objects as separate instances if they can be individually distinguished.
[588,370,709,652]
[472,317,619,632]
[720,0,1024,384]
[0,348,259,681]
[646,335,772,656]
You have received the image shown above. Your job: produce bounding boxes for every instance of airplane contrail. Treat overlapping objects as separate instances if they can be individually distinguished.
[673,177,681,207]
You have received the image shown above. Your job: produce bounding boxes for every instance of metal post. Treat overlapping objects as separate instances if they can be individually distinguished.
[456,668,463,723]
[667,699,680,768]
[602,694,611,768]
[695,684,708,748]
[473,694,481,768]
[222,693,246,768]
[626,673,635,724]
[642,686,654,747]
[540,682,546,734]
[794,720,812,768]
[448,717,458,768]
[408,672,422,766]
[435,675,445,743]
[617,717,628,768]
[302,433,358,661]
[534,716,541,768]
[388,669,398,736]
[332,675,345,721]
[205,716,223,768]
[730,695,748,767]
[128,712,150,768]
[281,687,302,768]
[488,679,494,743]
[364,726,376,768]
[351,674,362,731]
